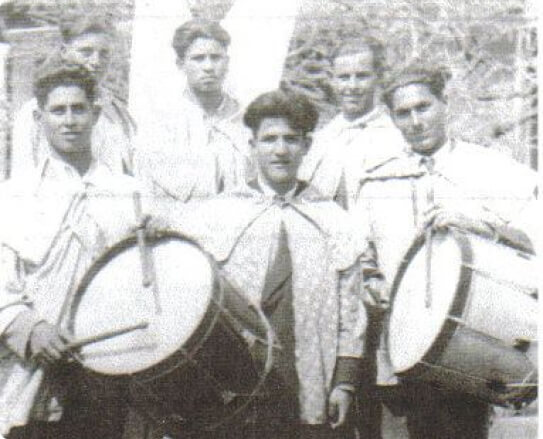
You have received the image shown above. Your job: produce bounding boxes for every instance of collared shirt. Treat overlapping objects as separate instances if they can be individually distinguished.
[298,107,406,209]
[10,93,135,179]
[135,90,251,204]
[354,139,538,385]
[357,138,537,284]
[171,182,366,424]
[0,155,139,434]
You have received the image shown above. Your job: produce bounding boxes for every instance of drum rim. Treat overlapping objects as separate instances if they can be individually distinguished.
[387,228,474,376]
[69,230,276,431]
[67,229,224,379]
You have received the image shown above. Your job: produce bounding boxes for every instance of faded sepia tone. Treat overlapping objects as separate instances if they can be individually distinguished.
[0,1,537,438]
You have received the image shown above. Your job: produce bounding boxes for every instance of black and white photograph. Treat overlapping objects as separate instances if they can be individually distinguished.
[0,0,538,438]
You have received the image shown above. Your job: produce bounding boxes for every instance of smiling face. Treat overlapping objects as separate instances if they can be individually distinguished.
[332,49,379,121]
[63,32,111,82]
[251,117,310,194]
[37,84,97,157]
[390,82,447,155]
[179,37,228,96]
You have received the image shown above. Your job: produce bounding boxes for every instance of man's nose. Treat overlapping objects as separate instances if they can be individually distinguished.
[346,75,358,89]
[202,56,215,71]
[273,138,289,155]
[63,109,76,125]
[88,51,100,68]
[410,111,422,128]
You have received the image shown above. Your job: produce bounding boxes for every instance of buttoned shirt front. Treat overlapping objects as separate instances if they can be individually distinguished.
[298,107,406,209]
[0,155,139,434]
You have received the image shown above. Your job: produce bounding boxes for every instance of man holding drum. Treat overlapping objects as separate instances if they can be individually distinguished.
[0,58,139,438]
[354,66,537,438]
[170,89,368,438]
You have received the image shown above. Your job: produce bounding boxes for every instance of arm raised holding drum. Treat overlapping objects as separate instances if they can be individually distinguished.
[351,65,538,439]
[0,58,142,439]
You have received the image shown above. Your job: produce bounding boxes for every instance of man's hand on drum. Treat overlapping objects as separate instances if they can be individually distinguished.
[29,321,74,366]
[364,276,391,312]
[423,205,493,237]
[328,386,354,429]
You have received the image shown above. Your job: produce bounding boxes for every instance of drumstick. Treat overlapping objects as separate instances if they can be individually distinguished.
[425,227,433,308]
[133,192,152,287]
[425,171,435,309]
[133,192,162,314]
[67,321,149,350]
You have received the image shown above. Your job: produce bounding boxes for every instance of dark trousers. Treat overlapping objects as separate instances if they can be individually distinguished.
[356,383,490,439]
[401,382,490,439]
[356,309,489,439]
[8,365,128,439]
[170,373,355,439]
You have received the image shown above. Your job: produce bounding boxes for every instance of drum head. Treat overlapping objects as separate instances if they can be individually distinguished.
[388,231,466,373]
[69,234,216,375]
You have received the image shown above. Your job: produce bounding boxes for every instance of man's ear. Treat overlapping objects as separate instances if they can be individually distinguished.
[33,108,42,124]
[92,104,102,125]
[249,137,255,149]
[303,135,313,152]
[175,56,184,70]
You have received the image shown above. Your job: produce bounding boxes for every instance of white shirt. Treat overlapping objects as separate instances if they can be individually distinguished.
[298,107,406,208]
[135,90,251,203]
[10,96,134,179]
[0,155,139,433]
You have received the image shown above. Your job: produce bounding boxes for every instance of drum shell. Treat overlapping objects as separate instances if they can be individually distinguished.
[69,233,273,433]
[130,277,272,432]
[388,230,537,407]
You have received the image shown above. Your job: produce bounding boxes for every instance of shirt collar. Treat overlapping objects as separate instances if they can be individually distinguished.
[35,153,109,192]
[182,88,240,122]
[248,172,307,203]
[408,138,454,171]
[333,106,385,131]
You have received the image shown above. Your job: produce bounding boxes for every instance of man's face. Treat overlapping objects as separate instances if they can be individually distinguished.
[37,85,97,156]
[390,83,447,155]
[180,37,228,96]
[251,117,309,192]
[332,49,378,121]
[63,32,111,81]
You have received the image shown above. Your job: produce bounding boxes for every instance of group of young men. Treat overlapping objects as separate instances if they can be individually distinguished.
[0,13,537,439]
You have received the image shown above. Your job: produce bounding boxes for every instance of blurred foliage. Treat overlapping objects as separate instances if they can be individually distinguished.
[282,0,537,165]
[1,0,135,102]
[0,0,537,166]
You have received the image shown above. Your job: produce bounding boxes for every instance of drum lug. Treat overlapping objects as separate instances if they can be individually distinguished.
[221,390,238,405]
[241,329,257,347]
[513,338,532,353]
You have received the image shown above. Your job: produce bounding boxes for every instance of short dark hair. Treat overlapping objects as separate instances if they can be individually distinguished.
[34,54,96,108]
[332,36,385,78]
[172,19,230,59]
[60,14,113,43]
[243,89,319,136]
[383,66,450,109]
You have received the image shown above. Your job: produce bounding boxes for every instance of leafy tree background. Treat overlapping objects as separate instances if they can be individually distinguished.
[0,0,537,169]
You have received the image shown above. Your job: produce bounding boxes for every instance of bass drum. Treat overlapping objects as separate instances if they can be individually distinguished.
[68,231,274,435]
[387,228,537,407]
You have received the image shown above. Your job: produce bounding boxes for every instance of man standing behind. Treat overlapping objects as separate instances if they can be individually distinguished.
[298,37,406,209]
[0,59,138,439]
[355,66,537,439]
[135,19,250,203]
[11,14,135,178]
[168,90,367,438]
